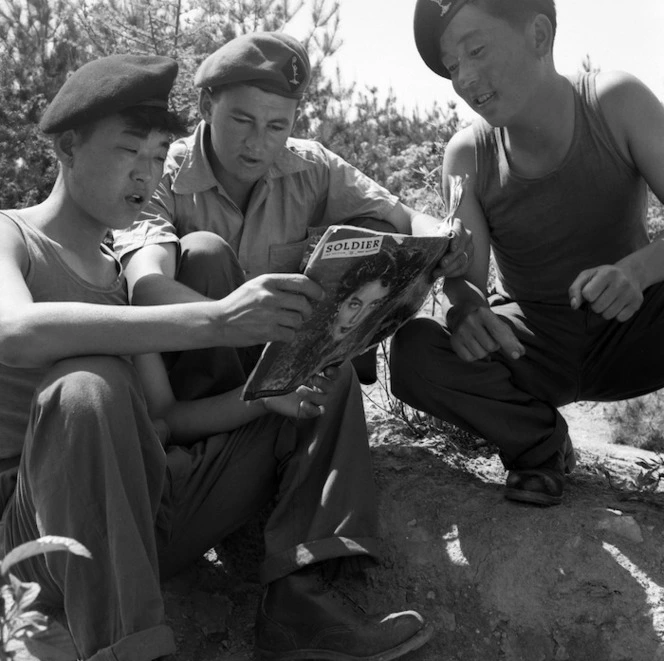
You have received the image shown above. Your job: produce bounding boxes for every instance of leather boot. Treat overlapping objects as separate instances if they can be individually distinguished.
[505,433,577,507]
[255,564,433,660]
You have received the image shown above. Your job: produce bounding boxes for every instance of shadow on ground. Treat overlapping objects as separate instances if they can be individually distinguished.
[156,416,664,661]
[13,415,664,661]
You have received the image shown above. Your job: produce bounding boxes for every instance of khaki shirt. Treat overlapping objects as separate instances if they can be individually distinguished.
[114,121,399,279]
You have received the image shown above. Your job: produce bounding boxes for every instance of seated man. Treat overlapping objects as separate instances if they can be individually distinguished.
[112,31,473,385]
[391,0,664,506]
[0,54,433,660]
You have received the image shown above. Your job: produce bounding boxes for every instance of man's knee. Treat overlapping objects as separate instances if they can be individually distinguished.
[178,231,245,298]
[180,230,234,260]
[29,356,161,478]
[390,318,447,380]
[35,356,142,430]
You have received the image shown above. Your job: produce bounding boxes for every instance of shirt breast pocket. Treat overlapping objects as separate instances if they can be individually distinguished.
[268,228,326,273]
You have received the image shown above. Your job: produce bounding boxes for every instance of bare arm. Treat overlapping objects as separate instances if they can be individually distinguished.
[134,351,332,444]
[123,242,209,305]
[439,129,524,361]
[568,71,664,320]
[0,222,323,368]
[383,200,474,278]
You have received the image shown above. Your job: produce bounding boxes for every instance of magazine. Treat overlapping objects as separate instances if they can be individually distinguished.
[242,177,465,400]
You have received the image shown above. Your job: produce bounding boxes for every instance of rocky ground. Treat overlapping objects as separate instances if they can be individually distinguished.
[11,391,664,661]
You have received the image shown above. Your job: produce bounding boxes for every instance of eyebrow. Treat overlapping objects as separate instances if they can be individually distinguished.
[121,128,171,149]
[229,107,291,125]
[440,28,484,57]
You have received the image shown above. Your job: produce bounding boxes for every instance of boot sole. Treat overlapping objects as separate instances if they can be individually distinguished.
[504,487,562,507]
[255,622,435,660]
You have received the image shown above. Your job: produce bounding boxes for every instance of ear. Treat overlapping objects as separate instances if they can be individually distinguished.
[531,14,554,56]
[53,130,77,168]
[293,106,302,129]
[199,88,213,123]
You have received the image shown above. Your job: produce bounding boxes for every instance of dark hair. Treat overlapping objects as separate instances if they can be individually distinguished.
[471,0,557,42]
[335,251,398,304]
[75,105,188,143]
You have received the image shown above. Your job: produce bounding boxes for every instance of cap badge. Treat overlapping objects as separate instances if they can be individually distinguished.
[431,0,453,16]
[289,55,300,88]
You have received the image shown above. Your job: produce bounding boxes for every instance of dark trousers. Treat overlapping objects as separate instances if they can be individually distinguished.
[3,232,378,660]
[390,283,664,470]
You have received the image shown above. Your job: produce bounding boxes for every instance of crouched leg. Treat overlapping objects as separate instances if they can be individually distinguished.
[257,361,433,660]
[3,356,174,661]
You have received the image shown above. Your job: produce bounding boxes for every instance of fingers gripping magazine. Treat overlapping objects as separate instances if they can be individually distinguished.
[242,176,465,400]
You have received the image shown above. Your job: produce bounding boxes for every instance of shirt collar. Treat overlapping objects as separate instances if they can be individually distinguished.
[270,138,317,177]
[170,122,218,195]
[171,121,317,195]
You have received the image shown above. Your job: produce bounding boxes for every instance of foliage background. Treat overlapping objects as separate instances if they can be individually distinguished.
[0,0,462,214]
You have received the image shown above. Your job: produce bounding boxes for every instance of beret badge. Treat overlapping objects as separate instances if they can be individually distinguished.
[431,0,453,16]
[283,54,303,92]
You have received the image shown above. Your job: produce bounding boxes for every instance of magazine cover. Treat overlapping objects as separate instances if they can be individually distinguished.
[242,176,466,400]
[241,227,449,399]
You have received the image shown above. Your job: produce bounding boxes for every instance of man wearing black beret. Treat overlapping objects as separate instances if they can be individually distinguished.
[0,52,433,661]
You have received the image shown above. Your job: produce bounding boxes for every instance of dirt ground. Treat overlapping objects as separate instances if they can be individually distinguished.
[153,391,662,661]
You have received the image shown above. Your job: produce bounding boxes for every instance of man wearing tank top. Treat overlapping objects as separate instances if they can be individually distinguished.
[391,0,664,506]
[0,56,434,660]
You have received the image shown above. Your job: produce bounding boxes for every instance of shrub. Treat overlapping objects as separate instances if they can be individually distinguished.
[606,392,664,453]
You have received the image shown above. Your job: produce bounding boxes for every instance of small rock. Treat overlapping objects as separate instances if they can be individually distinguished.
[554,645,570,660]
[564,535,582,550]
[596,512,644,543]
[407,527,431,543]
[439,609,456,631]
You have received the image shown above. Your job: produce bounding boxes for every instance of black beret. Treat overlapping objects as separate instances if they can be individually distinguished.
[195,31,310,100]
[414,0,557,79]
[40,54,179,134]
[414,0,471,79]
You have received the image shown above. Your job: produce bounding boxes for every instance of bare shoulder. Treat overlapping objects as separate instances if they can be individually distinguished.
[594,70,664,164]
[444,126,476,167]
[0,212,30,273]
[443,126,478,190]
[0,212,27,250]
[442,127,489,233]
[595,70,659,113]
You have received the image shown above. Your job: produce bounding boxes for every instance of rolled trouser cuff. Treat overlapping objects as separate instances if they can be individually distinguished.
[260,536,380,584]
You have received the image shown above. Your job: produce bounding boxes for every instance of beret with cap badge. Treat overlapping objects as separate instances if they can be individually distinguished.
[414,0,557,79]
[413,0,472,79]
[39,54,179,134]
[195,31,311,100]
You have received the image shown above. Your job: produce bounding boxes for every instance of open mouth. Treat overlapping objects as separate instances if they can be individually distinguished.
[473,91,495,108]
[127,193,145,206]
